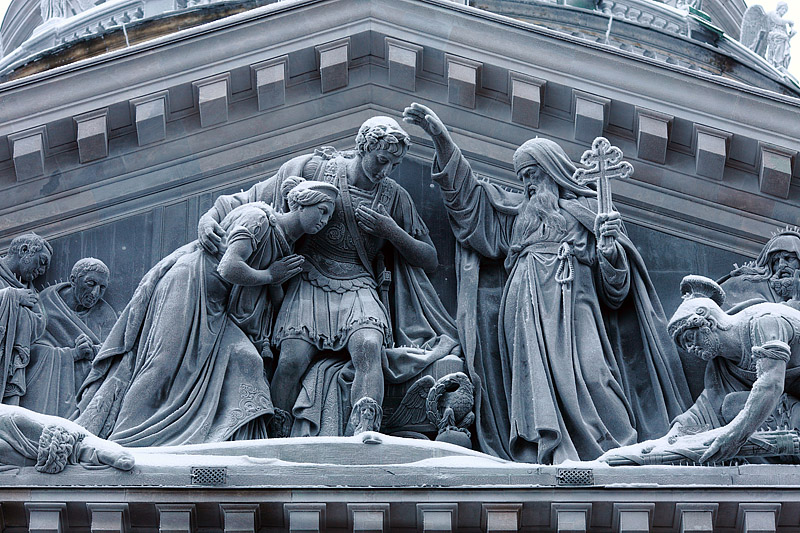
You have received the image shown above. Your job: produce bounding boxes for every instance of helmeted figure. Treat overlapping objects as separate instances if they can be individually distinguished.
[403,102,691,463]
[720,227,800,310]
[666,276,800,463]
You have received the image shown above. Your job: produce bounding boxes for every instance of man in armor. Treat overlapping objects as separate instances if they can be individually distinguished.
[198,116,457,436]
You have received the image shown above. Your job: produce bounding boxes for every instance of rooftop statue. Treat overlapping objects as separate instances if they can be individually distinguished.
[403,102,691,463]
[601,275,800,465]
[197,117,460,438]
[720,226,800,310]
[74,179,338,446]
[741,2,795,70]
[0,233,50,406]
[40,0,92,22]
[20,258,117,418]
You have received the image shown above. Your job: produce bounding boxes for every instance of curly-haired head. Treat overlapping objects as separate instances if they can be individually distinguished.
[8,233,52,259]
[71,258,110,282]
[355,117,411,157]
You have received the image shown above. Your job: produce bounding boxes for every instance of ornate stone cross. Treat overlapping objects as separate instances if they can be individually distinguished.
[573,137,633,248]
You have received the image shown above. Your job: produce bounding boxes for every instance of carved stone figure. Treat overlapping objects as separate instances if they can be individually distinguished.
[720,227,800,309]
[740,3,795,70]
[426,372,475,448]
[40,0,92,22]
[403,102,691,463]
[197,118,460,438]
[0,234,51,405]
[74,179,337,446]
[0,405,134,474]
[767,2,795,70]
[662,275,800,463]
[20,258,116,418]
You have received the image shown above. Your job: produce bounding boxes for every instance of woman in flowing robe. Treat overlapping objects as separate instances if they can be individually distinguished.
[74,179,338,447]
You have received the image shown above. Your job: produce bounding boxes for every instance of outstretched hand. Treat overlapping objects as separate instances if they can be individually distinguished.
[403,103,445,139]
[264,254,305,285]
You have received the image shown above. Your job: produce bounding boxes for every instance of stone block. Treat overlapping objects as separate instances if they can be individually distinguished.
[317,38,349,93]
[251,56,287,111]
[220,504,259,533]
[758,142,795,198]
[156,504,196,533]
[416,503,458,532]
[87,503,129,533]
[131,92,168,146]
[193,73,230,128]
[348,503,390,533]
[481,503,521,532]
[636,107,672,164]
[447,55,481,109]
[509,72,545,129]
[551,503,591,533]
[74,109,109,163]
[694,124,731,180]
[386,37,421,91]
[26,502,67,533]
[737,503,780,533]
[612,503,654,533]
[284,503,325,532]
[675,503,717,532]
[9,126,47,181]
[573,90,609,143]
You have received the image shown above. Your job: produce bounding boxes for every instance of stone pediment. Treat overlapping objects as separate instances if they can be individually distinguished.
[0,0,796,259]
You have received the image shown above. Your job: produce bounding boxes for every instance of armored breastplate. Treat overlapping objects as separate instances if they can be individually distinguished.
[297,174,382,283]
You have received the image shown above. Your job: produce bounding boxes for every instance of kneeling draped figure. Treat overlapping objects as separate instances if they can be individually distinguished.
[74,179,337,446]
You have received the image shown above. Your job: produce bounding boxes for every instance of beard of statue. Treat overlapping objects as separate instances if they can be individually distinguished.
[511,173,567,245]
[687,326,721,361]
[770,274,796,299]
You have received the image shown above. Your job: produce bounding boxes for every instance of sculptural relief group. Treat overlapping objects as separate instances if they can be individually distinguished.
[1,103,799,474]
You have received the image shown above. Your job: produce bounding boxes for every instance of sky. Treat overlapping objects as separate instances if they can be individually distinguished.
[0,0,797,80]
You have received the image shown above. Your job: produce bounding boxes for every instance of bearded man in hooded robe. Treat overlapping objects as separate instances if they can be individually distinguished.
[720,228,800,310]
[404,102,690,463]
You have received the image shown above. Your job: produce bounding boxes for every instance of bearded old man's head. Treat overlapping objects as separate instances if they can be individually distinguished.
[511,138,596,242]
[762,230,800,300]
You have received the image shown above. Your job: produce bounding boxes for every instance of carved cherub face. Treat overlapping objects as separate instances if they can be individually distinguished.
[777,3,788,16]
[71,269,109,309]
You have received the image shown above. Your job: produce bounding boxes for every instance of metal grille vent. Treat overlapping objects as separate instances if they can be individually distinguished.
[191,466,226,485]
[556,468,594,486]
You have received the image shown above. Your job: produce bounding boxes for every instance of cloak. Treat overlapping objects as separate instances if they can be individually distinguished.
[202,149,461,436]
[21,283,116,418]
[0,263,45,405]
[435,147,691,461]
[76,205,284,445]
